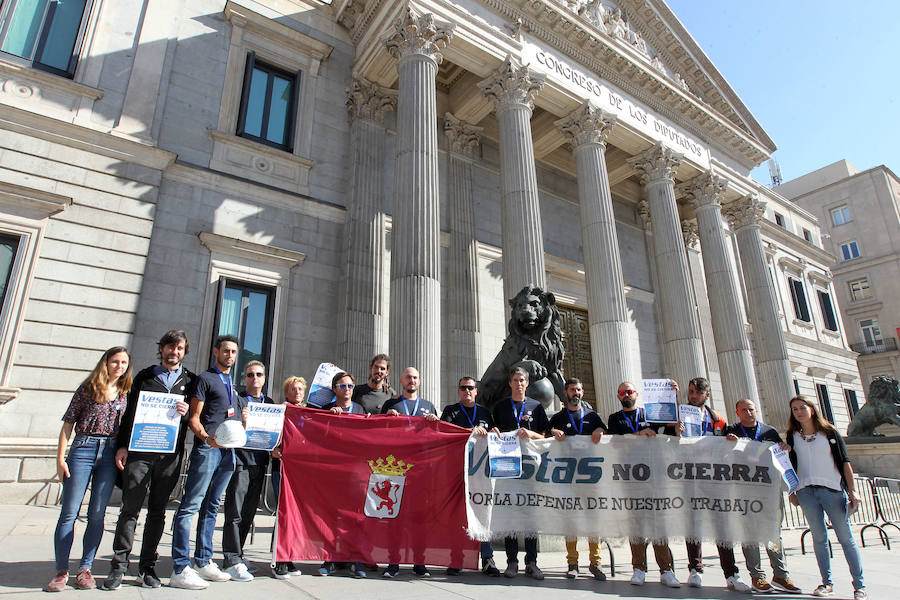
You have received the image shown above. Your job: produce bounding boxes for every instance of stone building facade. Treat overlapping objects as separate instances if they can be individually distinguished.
[0,0,863,502]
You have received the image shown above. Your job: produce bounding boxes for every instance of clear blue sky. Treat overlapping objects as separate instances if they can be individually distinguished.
[666,0,899,186]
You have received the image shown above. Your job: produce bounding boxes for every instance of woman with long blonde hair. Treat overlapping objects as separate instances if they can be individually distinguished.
[785,395,866,599]
[45,347,133,592]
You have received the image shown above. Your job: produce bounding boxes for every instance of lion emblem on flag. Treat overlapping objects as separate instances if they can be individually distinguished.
[364,455,413,519]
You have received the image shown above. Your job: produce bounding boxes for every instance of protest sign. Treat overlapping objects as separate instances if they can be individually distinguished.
[487,432,522,478]
[306,363,343,408]
[679,404,703,438]
[243,402,286,451]
[128,391,182,453]
[642,379,678,422]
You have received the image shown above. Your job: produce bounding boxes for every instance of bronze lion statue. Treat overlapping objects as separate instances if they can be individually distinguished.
[478,286,566,410]
[847,375,900,437]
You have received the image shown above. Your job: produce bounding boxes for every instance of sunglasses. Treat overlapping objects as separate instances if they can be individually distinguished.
[458,385,476,391]
[245,372,265,378]
[337,383,354,390]
[618,389,636,396]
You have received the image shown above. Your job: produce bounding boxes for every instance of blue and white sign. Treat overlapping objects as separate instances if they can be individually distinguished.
[770,445,800,494]
[488,432,522,479]
[642,379,678,423]
[306,362,343,408]
[243,403,286,451]
[679,404,703,438]
[128,391,182,453]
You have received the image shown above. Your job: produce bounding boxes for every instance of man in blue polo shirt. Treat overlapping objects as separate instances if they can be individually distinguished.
[169,335,247,590]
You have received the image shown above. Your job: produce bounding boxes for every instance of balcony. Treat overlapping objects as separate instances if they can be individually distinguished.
[850,337,898,355]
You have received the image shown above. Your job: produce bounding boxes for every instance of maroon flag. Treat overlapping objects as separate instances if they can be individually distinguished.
[276,406,479,568]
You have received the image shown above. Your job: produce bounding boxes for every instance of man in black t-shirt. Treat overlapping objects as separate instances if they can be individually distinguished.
[726,398,800,594]
[440,376,499,577]
[352,354,396,414]
[492,367,550,580]
[549,378,607,581]
[607,381,680,589]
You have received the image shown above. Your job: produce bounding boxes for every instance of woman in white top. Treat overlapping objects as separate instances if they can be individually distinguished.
[785,395,865,600]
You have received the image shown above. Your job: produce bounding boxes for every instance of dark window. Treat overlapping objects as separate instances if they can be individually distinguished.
[803,228,813,243]
[212,278,275,381]
[817,290,838,331]
[0,0,92,77]
[815,383,834,424]
[840,241,860,261]
[844,389,859,418]
[793,378,800,396]
[788,277,811,322]
[774,212,785,227]
[0,233,20,315]
[236,51,300,151]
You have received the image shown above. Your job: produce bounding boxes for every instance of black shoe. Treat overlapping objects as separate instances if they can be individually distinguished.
[349,563,367,578]
[413,565,431,577]
[139,567,161,589]
[482,557,500,577]
[446,568,461,576]
[273,562,290,579]
[382,564,400,578]
[316,562,335,576]
[102,570,125,591]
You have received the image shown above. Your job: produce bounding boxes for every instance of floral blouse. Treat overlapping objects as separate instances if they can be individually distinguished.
[61,385,128,436]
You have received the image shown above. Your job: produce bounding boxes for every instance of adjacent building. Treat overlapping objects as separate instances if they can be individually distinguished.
[0,0,864,501]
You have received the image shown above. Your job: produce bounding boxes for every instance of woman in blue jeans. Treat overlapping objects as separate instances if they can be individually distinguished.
[786,395,866,600]
[45,347,132,592]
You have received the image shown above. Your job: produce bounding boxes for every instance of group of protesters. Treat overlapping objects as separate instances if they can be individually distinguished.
[47,332,866,599]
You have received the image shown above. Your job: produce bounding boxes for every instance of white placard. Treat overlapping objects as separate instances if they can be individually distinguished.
[305,362,344,408]
[641,379,678,423]
[128,391,183,453]
[487,432,522,479]
[243,403,286,451]
[769,445,800,494]
[679,404,703,438]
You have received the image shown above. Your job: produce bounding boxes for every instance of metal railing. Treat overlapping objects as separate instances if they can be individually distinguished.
[850,336,898,355]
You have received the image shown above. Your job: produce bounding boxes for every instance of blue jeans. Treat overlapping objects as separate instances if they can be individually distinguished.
[171,445,235,573]
[796,486,865,590]
[53,435,118,572]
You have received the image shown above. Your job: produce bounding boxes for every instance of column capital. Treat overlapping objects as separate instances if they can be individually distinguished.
[678,171,727,209]
[444,113,483,158]
[723,194,767,231]
[478,55,545,112]
[627,142,683,185]
[681,219,699,249]
[347,77,397,124]
[384,7,454,64]
[554,101,617,149]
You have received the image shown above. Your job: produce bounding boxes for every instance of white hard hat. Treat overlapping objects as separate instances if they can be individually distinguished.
[215,419,247,448]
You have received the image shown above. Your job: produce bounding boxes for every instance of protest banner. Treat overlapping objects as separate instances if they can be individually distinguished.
[128,391,182,453]
[276,406,479,568]
[243,402,285,451]
[641,379,678,422]
[466,435,785,545]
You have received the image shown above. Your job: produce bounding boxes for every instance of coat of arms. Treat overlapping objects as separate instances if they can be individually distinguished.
[364,454,413,519]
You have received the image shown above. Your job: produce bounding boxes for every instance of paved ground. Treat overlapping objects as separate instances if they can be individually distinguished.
[0,504,893,599]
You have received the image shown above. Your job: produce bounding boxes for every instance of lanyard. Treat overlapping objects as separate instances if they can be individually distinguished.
[624,409,640,433]
[459,402,476,428]
[214,366,233,407]
[402,397,420,416]
[511,398,525,428]
[739,423,760,441]
[567,407,584,435]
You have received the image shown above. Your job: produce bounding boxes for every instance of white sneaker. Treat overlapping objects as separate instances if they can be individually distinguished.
[226,563,253,582]
[630,569,646,585]
[688,569,702,587]
[195,562,231,582]
[661,570,681,588]
[727,574,752,593]
[169,567,209,590]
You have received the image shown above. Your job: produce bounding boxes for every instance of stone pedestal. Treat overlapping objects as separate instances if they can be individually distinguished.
[846,438,900,479]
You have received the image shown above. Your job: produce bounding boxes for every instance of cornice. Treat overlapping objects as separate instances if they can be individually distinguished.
[759,220,836,266]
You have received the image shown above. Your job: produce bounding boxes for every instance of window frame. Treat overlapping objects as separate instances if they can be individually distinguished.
[815,383,834,424]
[0,0,94,78]
[840,240,860,261]
[830,205,851,227]
[802,228,813,243]
[236,51,300,152]
[848,278,871,301]
[787,276,811,323]
[211,277,276,382]
[816,289,839,332]
[844,388,859,418]
[858,317,883,350]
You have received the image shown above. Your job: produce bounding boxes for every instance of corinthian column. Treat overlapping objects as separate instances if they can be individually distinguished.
[555,102,631,415]
[478,56,547,302]
[444,113,483,391]
[682,173,760,414]
[628,143,705,392]
[724,195,794,427]
[340,78,397,376]
[385,9,453,405]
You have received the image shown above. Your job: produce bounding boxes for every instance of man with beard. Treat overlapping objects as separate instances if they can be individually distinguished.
[352,354,396,414]
[380,367,438,578]
[549,378,607,581]
[680,377,751,593]
[103,331,195,590]
[492,367,550,580]
[606,381,680,589]
[440,376,500,577]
